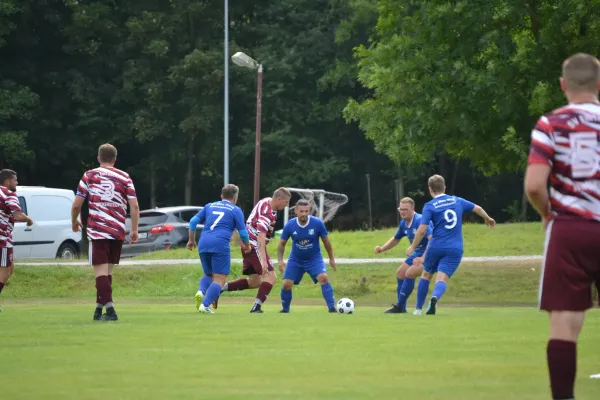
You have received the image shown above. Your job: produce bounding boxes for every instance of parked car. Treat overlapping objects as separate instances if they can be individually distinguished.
[13,186,82,259]
[121,206,203,257]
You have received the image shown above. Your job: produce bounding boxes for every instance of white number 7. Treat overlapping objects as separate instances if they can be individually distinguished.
[211,211,225,230]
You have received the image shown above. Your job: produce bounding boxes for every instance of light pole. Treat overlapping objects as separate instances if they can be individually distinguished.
[223,0,229,185]
[232,51,263,205]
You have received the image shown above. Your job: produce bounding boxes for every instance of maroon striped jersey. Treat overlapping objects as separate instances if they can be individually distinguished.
[0,186,22,247]
[76,167,137,241]
[246,197,277,248]
[528,102,600,222]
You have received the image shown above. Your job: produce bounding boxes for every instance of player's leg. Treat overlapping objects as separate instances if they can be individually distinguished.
[395,261,423,313]
[415,249,441,314]
[200,253,230,313]
[250,249,276,313]
[0,248,13,311]
[385,261,411,313]
[540,219,598,400]
[222,248,261,292]
[99,240,123,321]
[196,252,214,309]
[315,272,336,313]
[89,240,114,321]
[427,249,463,315]
[280,261,302,313]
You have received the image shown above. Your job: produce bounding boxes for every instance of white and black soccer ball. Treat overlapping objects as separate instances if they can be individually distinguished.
[336,298,355,314]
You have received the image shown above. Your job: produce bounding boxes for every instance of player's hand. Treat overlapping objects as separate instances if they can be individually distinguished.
[72,220,82,232]
[26,217,33,227]
[329,258,337,272]
[486,217,496,228]
[243,242,251,254]
[405,246,415,256]
[129,231,139,245]
[186,240,196,251]
[413,256,424,266]
[261,263,271,276]
[374,246,383,254]
[278,260,286,273]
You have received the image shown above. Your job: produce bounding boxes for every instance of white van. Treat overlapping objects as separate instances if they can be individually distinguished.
[12,186,82,259]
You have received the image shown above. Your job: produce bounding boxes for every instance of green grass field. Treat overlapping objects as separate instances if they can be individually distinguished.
[130,222,544,261]
[2,305,599,400]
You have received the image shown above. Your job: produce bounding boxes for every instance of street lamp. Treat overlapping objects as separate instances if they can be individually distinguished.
[232,51,263,205]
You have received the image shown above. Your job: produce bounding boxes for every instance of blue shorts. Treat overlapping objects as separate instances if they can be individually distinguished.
[283,259,327,285]
[199,252,231,275]
[405,249,425,266]
[423,248,463,277]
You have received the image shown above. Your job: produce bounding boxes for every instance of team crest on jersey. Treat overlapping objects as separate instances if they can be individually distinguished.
[309,229,314,235]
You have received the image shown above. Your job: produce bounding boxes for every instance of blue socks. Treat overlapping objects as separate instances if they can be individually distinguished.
[432,281,447,301]
[199,275,212,294]
[202,282,222,307]
[396,278,404,306]
[281,288,292,312]
[416,278,430,310]
[397,278,416,309]
[321,283,335,311]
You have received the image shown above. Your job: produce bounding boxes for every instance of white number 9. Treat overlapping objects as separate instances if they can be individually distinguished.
[444,209,457,229]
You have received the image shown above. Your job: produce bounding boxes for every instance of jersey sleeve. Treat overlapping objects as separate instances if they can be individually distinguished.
[6,192,22,213]
[459,197,476,213]
[528,116,555,166]
[319,219,329,238]
[420,205,432,226]
[196,206,208,224]
[76,173,89,199]
[393,222,405,240]
[280,222,291,241]
[126,177,137,199]
[233,207,246,232]
[425,221,434,237]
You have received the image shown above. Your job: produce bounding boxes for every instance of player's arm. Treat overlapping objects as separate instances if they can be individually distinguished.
[13,210,32,226]
[374,237,400,254]
[277,238,288,273]
[233,208,250,253]
[472,205,495,228]
[405,224,428,256]
[257,231,270,274]
[71,196,85,232]
[321,236,336,272]
[128,198,140,244]
[524,164,552,225]
[7,193,32,226]
[187,208,206,250]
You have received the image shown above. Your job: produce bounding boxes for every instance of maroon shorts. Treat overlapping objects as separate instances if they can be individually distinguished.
[88,240,123,266]
[539,218,600,311]
[0,247,13,267]
[242,247,274,275]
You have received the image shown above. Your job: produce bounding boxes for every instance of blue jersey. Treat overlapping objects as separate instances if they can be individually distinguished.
[281,216,328,263]
[195,200,246,254]
[394,212,433,253]
[421,194,475,250]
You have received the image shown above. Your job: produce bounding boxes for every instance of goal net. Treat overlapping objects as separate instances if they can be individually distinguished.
[283,188,348,225]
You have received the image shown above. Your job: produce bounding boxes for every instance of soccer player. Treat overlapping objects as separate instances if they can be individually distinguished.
[71,144,140,321]
[187,184,251,314]
[524,53,600,400]
[221,187,291,313]
[277,199,337,313]
[0,169,33,311]
[374,197,432,313]
[406,174,495,315]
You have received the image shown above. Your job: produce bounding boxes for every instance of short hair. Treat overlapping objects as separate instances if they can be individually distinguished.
[98,143,118,163]
[273,187,291,199]
[0,169,16,185]
[295,199,311,208]
[562,53,600,92]
[399,197,415,207]
[221,184,239,200]
[428,174,446,194]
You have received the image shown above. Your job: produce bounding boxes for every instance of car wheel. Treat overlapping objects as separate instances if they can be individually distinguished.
[56,242,79,259]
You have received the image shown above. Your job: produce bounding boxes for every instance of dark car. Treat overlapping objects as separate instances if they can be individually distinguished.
[121,206,203,257]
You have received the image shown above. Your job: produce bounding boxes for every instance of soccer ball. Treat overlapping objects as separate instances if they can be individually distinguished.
[336,298,355,314]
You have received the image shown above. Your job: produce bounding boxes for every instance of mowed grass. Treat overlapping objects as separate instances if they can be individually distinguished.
[6,261,543,305]
[1,305,599,400]
[130,222,545,261]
